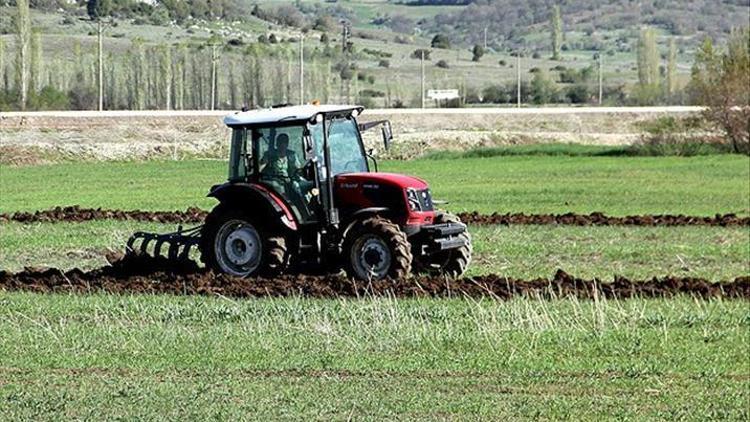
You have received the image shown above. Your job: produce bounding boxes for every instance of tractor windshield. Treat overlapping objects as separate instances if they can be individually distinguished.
[328,118,368,175]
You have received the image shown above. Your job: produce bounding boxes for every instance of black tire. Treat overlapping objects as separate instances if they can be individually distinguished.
[413,212,472,278]
[343,217,413,281]
[199,204,289,277]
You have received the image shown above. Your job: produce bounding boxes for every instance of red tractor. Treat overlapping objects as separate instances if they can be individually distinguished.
[128,105,471,280]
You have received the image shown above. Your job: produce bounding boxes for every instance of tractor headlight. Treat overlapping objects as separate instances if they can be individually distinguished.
[406,188,422,211]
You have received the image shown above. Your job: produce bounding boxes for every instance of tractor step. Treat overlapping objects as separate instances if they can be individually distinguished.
[126,225,203,261]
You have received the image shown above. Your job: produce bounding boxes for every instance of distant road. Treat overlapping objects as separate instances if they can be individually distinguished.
[0,106,704,119]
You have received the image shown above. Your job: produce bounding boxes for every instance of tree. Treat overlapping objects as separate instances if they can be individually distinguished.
[132,39,146,110]
[633,26,661,104]
[637,27,659,87]
[159,44,172,110]
[689,29,749,154]
[550,4,562,60]
[14,0,31,109]
[431,34,451,49]
[666,38,677,96]
[530,69,558,104]
[472,44,485,62]
[30,30,41,93]
[174,44,186,110]
[0,38,5,91]
[87,0,112,20]
[411,49,431,60]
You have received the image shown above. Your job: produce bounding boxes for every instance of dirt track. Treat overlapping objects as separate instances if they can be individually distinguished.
[1,254,747,300]
[2,206,748,227]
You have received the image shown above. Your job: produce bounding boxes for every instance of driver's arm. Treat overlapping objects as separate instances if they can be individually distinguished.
[290,152,303,179]
[259,150,271,174]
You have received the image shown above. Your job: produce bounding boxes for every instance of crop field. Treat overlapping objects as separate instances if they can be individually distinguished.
[1,137,749,418]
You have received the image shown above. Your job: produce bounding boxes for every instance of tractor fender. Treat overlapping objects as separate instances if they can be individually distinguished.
[208,182,297,231]
[341,207,391,239]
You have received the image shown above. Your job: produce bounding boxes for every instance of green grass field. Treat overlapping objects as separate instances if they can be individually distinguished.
[1,152,749,419]
[0,292,747,419]
[2,154,748,215]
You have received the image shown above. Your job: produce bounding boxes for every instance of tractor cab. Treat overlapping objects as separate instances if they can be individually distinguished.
[222,105,394,227]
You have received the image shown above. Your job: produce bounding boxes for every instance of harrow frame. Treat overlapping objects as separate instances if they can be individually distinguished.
[126,225,203,261]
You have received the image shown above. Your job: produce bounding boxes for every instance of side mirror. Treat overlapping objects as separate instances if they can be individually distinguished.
[381,121,393,150]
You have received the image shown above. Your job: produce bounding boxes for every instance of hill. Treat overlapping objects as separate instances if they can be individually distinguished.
[0,0,747,111]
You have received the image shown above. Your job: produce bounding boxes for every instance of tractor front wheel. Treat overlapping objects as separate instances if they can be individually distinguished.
[343,217,413,281]
[199,205,289,278]
[413,212,472,278]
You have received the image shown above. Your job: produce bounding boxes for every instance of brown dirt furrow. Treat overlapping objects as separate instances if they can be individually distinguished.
[1,254,747,300]
[455,211,750,227]
[1,206,748,227]
[0,206,208,224]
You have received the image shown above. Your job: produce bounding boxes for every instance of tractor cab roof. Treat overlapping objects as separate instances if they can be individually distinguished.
[223,104,364,127]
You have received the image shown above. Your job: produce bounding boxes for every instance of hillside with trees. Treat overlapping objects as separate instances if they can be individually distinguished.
[0,0,747,111]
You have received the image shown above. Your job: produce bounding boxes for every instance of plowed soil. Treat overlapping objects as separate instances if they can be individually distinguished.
[1,254,747,300]
[2,206,748,227]
[456,211,750,227]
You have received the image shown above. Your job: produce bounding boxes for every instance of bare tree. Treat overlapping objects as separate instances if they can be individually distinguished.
[666,38,677,96]
[550,5,563,60]
[159,44,172,110]
[637,27,659,87]
[14,0,31,109]
[30,30,42,94]
[690,29,749,154]
[0,38,5,91]
[174,44,186,110]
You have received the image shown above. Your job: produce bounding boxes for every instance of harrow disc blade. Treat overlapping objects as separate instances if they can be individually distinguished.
[125,226,203,263]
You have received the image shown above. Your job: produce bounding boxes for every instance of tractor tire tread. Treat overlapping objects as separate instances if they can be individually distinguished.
[199,204,290,277]
[344,216,413,280]
[414,212,472,278]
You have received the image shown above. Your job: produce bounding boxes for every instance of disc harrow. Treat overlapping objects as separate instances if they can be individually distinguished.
[126,225,203,262]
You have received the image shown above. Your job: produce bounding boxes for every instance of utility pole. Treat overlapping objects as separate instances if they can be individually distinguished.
[483,27,488,50]
[299,34,304,105]
[516,51,521,108]
[420,49,425,108]
[598,53,603,106]
[210,42,218,110]
[340,20,350,53]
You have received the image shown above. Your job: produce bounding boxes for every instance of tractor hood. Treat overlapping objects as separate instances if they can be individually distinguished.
[335,172,429,190]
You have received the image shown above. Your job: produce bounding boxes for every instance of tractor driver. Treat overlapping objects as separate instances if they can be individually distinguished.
[260,133,313,210]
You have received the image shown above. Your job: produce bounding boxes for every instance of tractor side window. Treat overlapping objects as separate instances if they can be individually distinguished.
[255,126,306,179]
[328,118,367,176]
[228,128,248,181]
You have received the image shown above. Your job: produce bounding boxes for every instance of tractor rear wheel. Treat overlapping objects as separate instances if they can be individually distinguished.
[199,204,289,277]
[343,217,413,281]
[414,212,472,278]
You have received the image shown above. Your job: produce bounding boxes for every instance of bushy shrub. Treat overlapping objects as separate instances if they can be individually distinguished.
[411,49,431,60]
